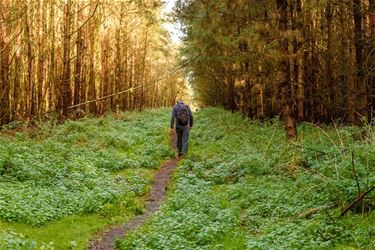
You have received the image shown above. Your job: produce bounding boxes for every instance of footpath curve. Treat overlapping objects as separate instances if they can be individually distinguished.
[90,132,179,249]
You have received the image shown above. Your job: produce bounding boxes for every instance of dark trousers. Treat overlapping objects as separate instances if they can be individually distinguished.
[176,127,190,156]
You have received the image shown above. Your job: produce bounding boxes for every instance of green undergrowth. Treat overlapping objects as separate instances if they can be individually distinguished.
[118,108,374,250]
[0,109,174,249]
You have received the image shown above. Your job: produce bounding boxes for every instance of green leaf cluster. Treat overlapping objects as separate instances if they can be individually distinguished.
[0,109,174,247]
[119,108,374,249]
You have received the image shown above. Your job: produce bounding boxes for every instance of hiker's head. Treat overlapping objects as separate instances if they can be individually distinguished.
[177,99,184,104]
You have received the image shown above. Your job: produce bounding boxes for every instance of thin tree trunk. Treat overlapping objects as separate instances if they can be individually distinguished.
[326,2,334,115]
[290,0,297,100]
[13,32,22,120]
[80,32,88,112]
[101,32,110,114]
[367,0,375,114]
[336,3,356,124]
[297,52,304,121]
[353,0,367,122]
[129,53,134,110]
[25,2,35,121]
[115,28,123,113]
[87,1,96,114]
[61,0,72,119]
[295,0,304,121]
[123,33,128,111]
[277,0,297,139]
[37,0,46,116]
[74,2,84,107]
[140,31,149,111]
[0,0,11,125]
[47,0,56,113]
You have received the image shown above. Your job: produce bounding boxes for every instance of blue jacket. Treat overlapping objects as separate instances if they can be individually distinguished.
[170,101,193,129]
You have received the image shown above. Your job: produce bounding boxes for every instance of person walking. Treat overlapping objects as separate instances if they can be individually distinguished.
[170,100,193,157]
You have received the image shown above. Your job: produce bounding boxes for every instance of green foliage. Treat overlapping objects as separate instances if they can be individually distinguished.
[117,168,237,250]
[0,109,173,248]
[0,231,54,250]
[119,108,374,249]
[296,124,375,205]
[1,108,374,249]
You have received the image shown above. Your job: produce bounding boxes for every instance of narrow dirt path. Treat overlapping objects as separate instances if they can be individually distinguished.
[89,132,179,250]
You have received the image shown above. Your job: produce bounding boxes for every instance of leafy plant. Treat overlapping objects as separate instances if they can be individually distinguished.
[0,109,173,247]
[119,108,374,249]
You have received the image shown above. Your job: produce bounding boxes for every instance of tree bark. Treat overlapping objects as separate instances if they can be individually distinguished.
[101,32,110,114]
[366,0,375,114]
[0,0,11,125]
[277,0,297,139]
[61,0,72,119]
[353,0,367,122]
[37,0,47,115]
[295,0,304,121]
[88,1,96,114]
[25,2,35,121]
[13,32,22,120]
[115,28,122,113]
[74,2,85,107]
[326,2,334,115]
[48,0,56,113]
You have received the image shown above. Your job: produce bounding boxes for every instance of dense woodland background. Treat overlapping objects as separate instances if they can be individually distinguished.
[1,0,375,140]
[176,0,375,138]
[0,0,185,125]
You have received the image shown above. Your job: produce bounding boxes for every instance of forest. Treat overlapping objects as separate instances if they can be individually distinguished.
[0,0,374,249]
[0,0,185,125]
[175,0,375,138]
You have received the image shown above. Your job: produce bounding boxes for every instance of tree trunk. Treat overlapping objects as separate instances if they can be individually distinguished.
[114,28,122,113]
[37,0,46,116]
[101,32,110,114]
[123,32,129,111]
[367,0,375,114]
[129,53,134,110]
[25,2,35,121]
[61,0,72,119]
[0,0,10,125]
[80,24,88,112]
[277,0,297,139]
[295,0,304,121]
[297,52,304,121]
[74,2,84,107]
[353,0,367,122]
[13,33,22,120]
[48,0,56,113]
[326,2,334,115]
[88,2,96,114]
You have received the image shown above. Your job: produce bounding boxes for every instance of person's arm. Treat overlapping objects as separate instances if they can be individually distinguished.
[188,106,193,128]
[170,107,176,129]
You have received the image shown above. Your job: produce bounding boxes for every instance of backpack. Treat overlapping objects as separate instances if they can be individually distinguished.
[177,105,189,126]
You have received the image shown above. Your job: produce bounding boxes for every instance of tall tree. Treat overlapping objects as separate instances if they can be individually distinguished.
[277,0,297,139]
[353,0,367,122]
[0,0,11,125]
[60,0,73,119]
